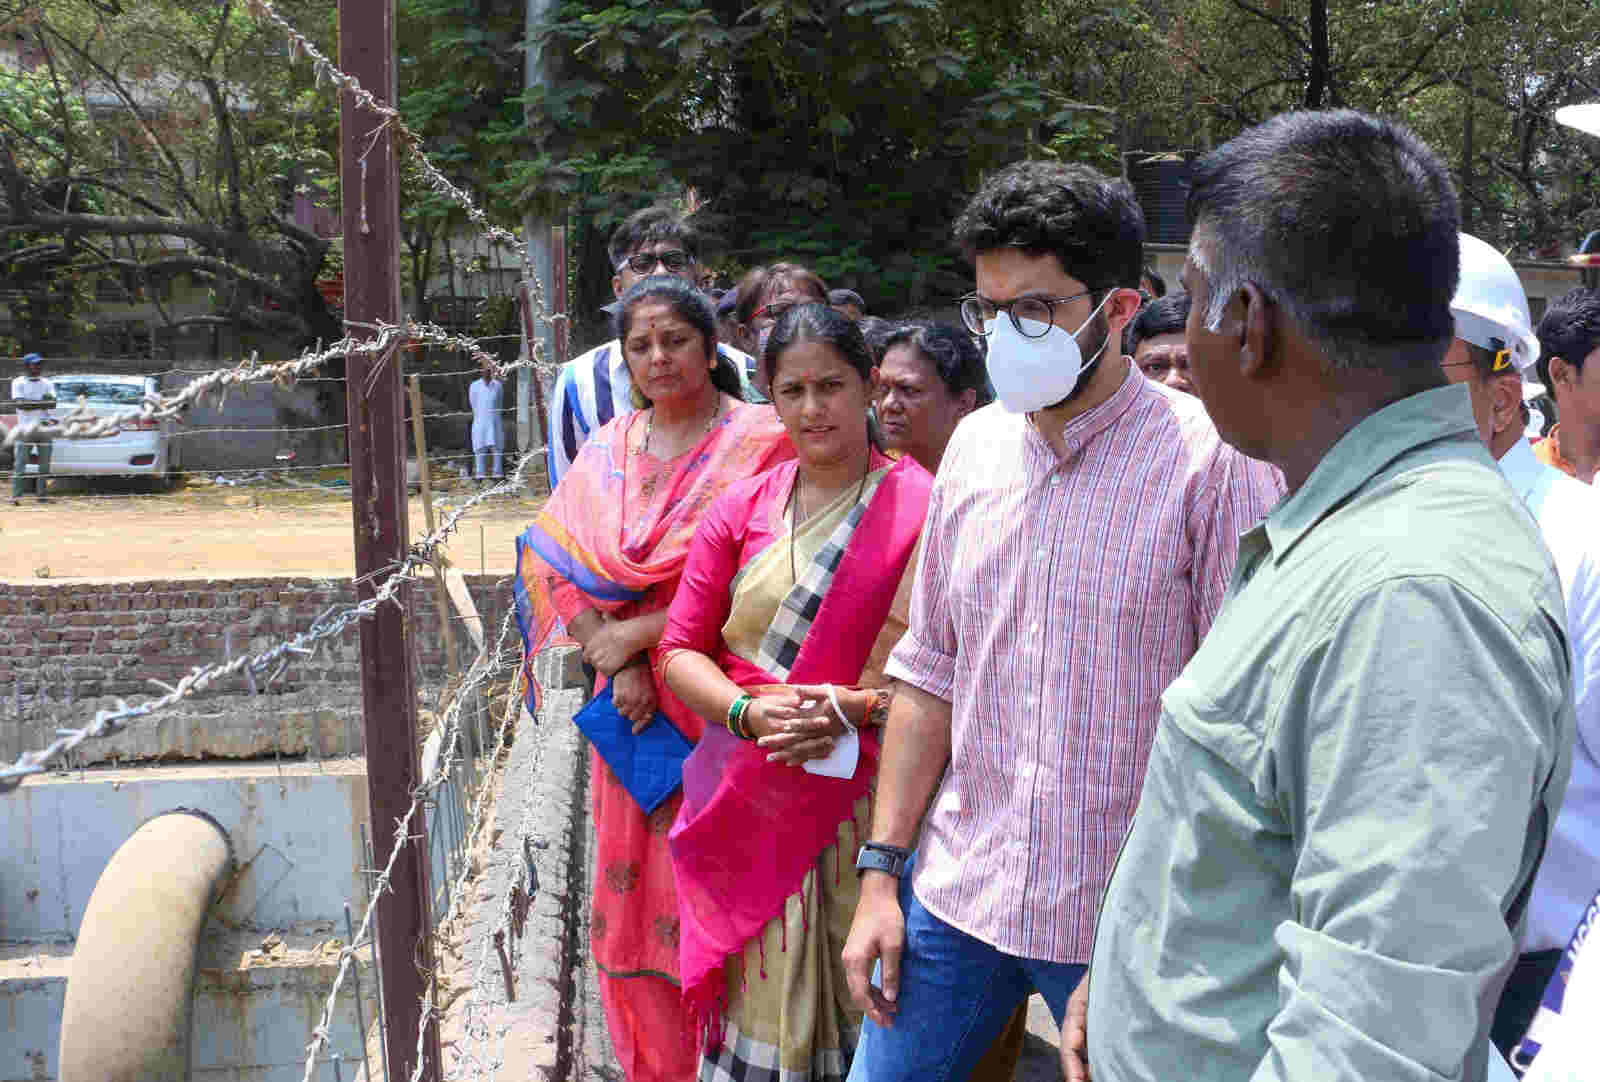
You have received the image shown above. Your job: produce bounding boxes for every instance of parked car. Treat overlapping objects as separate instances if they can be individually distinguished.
[1,374,182,490]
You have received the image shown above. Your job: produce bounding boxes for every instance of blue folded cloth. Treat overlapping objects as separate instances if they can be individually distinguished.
[571,685,693,814]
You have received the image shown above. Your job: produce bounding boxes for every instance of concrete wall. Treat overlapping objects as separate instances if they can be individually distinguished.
[0,761,377,1081]
[0,572,512,704]
[0,762,371,940]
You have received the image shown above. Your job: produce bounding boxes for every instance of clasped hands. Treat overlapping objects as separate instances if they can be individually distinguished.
[744,684,867,767]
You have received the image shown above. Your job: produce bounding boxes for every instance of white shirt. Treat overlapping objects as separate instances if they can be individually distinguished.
[468,377,503,449]
[1499,438,1600,952]
[11,374,57,421]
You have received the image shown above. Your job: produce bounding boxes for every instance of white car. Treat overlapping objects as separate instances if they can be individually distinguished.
[11,374,182,489]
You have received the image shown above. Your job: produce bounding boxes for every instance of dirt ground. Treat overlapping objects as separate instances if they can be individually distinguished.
[0,471,546,581]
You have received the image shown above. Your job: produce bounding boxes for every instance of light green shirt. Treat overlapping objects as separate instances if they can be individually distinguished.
[1087,384,1574,1082]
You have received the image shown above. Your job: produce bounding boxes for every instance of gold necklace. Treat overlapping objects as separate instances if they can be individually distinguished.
[635,391,722,459]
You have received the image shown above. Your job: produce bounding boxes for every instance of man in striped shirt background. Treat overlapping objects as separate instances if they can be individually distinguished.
[842,160,1285,1081]
[544,205,756,487]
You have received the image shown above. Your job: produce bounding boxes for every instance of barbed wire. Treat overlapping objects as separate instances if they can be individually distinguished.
[402,610,527,1082]
[293,464,537,1080]
[449,666,556,1081]
[2,321,527,450]
[0,443,541,793]
[4,340,532,382]
[245,0,521,262]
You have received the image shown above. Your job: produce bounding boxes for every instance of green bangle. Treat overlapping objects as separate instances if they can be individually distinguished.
[727,694,753,740]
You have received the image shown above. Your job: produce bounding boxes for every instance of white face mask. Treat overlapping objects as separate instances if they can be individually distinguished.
[985,293,1113,413]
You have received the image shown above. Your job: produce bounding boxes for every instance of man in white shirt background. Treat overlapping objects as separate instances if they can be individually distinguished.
[468,361,504,484]
[10,352,57,505]
[1438,234,1600,1066]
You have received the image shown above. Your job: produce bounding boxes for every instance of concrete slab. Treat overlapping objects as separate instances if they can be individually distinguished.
[1,930,375,1082]
[5,688,367,767]
[0,760,370,941]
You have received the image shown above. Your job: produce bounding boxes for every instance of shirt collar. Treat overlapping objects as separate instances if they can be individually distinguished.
[1263,383,1479,563]
[1496,435,1547,504]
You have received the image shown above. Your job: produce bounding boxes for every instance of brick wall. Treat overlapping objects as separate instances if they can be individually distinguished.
[0,574,514,700]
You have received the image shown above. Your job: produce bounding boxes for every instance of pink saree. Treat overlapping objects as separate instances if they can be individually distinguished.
[656,453,932,1054]
[515,402,792,1082]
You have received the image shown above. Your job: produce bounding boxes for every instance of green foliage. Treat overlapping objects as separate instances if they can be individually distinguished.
[0,0,344,349]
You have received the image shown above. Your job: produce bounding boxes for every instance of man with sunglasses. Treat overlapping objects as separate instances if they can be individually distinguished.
[545,206,756,486]
[841,161,1284,1081]
[1439,234,1600,1067]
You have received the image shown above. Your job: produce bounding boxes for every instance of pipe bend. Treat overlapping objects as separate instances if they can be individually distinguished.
[58,808,233,1082]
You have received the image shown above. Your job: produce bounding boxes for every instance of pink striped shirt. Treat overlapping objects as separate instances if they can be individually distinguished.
[886,364,1285,964]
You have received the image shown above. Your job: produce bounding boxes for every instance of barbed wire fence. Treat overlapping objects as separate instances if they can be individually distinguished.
[0,0,599,1077]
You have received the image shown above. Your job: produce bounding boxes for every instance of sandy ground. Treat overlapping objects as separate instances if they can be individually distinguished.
[0,472,545,582]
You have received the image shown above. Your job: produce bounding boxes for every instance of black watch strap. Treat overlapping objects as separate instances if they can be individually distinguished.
[855,841,911,879]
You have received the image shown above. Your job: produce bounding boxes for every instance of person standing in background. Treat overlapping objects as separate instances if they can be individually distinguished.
[545,206,756,487]
[469,361,504,484]
[11,352,56,505]
[1534,287,1600,482]
[1125,292,1195,395]
[873,322,989,475]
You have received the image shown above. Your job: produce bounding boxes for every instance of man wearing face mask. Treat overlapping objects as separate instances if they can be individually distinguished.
[841,161,1285,1081]
[545,206,757,486]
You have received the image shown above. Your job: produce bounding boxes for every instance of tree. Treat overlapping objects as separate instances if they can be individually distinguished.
[1117,0,1600,255]
[494,0,1122,323]
[0,0,344,352]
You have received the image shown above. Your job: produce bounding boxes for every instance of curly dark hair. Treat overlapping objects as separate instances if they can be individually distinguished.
[880,321,991,406]
[952,161,1146,293]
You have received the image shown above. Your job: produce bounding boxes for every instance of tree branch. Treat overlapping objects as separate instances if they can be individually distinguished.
[34,20,204,219]
[1221,0,1312,58]
[199,73,248,234]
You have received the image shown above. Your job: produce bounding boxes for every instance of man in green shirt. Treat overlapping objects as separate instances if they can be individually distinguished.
[1067,110,1574,1082]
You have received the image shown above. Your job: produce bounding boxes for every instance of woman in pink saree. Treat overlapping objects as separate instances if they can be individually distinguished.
[658,304,932,1080]
[516,276,793,1082]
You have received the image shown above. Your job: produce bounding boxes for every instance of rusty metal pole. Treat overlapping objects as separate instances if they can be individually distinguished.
[338,0,440,1077]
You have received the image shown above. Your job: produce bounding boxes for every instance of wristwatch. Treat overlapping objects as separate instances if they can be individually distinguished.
[855,841,912,879]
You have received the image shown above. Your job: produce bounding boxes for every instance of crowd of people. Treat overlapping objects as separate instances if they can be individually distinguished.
[516,106,1600,1082]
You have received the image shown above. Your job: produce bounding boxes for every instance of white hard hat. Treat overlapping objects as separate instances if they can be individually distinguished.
[1555,103,1600,139]
[1451,232,1540,374]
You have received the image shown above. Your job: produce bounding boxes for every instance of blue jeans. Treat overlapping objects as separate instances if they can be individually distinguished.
[847,867,1086,1082]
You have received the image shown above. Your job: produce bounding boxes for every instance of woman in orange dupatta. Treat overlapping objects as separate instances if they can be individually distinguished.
[516,276,792,1082]
[658,305,932,1080]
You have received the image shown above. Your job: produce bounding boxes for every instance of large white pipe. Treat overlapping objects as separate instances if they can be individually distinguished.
[57,808,232,1082]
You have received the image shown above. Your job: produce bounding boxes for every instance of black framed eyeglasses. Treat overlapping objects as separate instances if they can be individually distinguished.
[621,249,691,275]
[959,290,1094,338]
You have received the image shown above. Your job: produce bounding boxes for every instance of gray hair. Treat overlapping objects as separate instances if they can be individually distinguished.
[1186,110,1460,374]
